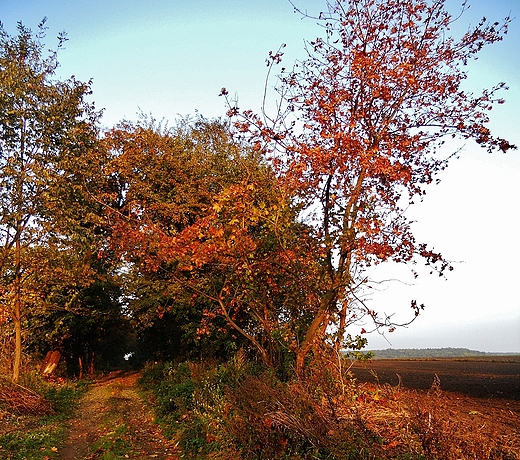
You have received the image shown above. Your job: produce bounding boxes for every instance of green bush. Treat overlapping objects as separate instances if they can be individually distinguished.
[156,379,194,415]
[43,385,83,415]
[138,361,168,389]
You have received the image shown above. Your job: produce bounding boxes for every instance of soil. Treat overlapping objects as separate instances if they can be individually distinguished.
[60,371,179,460]
[350,356,520,399]
[350,357,520,456]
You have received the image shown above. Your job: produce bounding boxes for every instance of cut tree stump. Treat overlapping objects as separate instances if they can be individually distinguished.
[40,350,61,376]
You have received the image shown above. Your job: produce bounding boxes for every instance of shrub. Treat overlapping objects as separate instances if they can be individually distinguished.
[140,358,520,459]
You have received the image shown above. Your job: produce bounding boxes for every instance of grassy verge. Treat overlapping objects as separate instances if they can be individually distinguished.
[138,358,519,460]
[91,423,133,460]
[0,373,89,460]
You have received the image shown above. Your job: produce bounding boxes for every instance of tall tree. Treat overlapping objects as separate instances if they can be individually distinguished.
[104,117,281,363]
[0,19,101,381]
[221,0,515,373]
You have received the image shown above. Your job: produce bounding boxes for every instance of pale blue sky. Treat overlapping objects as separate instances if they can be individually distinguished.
[1,0,519,352]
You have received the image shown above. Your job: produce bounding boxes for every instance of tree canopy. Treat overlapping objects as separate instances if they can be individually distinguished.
[0,19,103,381]
[0,0,515,380]
[220,0,515,372]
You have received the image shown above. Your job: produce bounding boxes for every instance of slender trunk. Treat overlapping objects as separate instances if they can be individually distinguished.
[218,299,273,367]
[88,351,95,375]
[12,119,26,383]
[78,356,83,379]
[334,307,347,356]
[12,237,22,383]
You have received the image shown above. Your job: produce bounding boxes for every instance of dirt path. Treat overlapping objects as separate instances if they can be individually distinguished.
[60,371,179,460]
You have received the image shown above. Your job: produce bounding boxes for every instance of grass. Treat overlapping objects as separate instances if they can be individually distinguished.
[138,358,520,459]
[0,425,63,460]
[89,377,155,459]
[0,373,88,460]
[91,423,133,460]
[81,381,134,459]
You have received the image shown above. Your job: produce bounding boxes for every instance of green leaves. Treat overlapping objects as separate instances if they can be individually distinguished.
[0,20,104,380]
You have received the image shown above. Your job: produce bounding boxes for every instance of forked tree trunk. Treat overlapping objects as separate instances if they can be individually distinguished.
[40,350,61,376]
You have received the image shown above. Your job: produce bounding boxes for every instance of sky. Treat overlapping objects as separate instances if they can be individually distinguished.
[1,0,519,352]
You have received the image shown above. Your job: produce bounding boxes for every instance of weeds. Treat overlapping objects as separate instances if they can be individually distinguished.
[0,372,87,460]
[139,358,520,460]
[91,423,133,460]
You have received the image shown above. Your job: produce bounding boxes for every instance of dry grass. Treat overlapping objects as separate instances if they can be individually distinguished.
[0,377,55,416]
[331,375,520,459]
[226,370,520,458]
[142,360,520,459]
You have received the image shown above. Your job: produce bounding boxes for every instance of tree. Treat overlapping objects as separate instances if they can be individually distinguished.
[0,19,101,381]
[104,117,284,363]
[27,264,131,377]
[160,166,317,370]
[221,0,515,373]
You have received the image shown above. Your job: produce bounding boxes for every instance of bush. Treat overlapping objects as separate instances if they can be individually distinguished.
[140,358,374,459]
[0,373,87,460]
[139,357,520,459]
[21,372,87,417]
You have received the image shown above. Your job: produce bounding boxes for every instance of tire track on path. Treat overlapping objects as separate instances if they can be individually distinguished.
[60,371,179,460]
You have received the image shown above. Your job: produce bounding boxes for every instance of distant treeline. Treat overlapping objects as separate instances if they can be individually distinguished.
[367,348,515,359]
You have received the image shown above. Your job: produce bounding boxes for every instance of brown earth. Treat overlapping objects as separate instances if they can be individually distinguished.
[350,357,520,457]
[60,371,180,460]
[350,356,520,399]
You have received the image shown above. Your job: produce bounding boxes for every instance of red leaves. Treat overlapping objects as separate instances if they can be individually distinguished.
[267,44,286,66]
[105,0,515,373]
[212,0,517,365]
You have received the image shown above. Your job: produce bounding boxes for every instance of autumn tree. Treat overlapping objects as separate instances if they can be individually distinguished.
[0,19,102,381]
[220,0,515,373]
[105,117,320,369]
[103,117,283,362]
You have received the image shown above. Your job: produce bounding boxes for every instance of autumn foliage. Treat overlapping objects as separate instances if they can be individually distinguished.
[98,0,516,375]
[0,0,515,381]
[218,0,514,372]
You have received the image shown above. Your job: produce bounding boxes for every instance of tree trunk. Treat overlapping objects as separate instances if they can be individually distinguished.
[294,289,336,375]
[88,350,95,375]
[12,311,22,383]
[78,356,83,379]
[334,300,348,356]
[40,350,61,376]
[12,238,22,383]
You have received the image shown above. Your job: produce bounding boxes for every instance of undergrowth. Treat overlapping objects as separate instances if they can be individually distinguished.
[139,355,519,460]
[0,372,88,460]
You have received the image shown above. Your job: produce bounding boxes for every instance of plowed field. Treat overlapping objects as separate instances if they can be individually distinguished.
[350,356,520,457]
[350,356,520,399]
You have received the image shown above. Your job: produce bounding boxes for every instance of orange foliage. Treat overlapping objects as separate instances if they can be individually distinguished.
[219,0,515,372]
